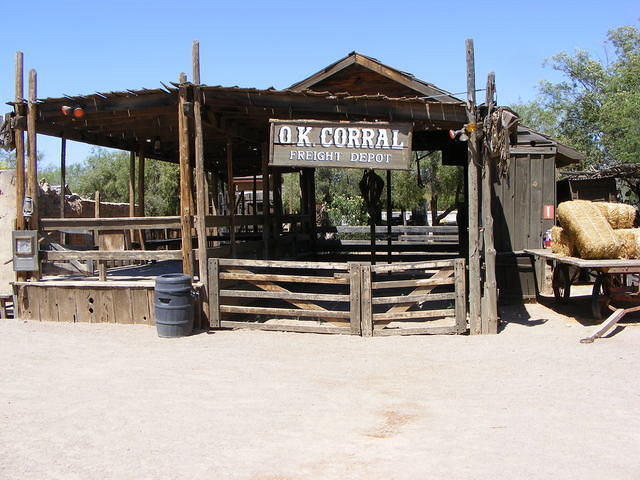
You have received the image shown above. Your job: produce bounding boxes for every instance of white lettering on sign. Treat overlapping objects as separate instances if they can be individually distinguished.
[375,129,389,149]
[296,126,312,147]
[361,128,375,148]
[278,126,292,144]
[350,153,391,163]
[276,125,406,150]
[334,128,347,147]
[391,130,404,149]
[271,120,412,170]
[320,128,333,147]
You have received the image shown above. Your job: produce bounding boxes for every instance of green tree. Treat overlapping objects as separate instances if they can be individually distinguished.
[0,150,15,169]
[37,147,180,216]
[512,24,640,167]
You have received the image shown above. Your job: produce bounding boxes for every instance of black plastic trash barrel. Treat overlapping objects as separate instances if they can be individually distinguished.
[154,273,194,337]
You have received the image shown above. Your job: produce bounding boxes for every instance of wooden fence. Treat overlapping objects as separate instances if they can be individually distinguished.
[209,257,466,336]
[209,258,358,335]
[367,259,466,336]
[316,225,459,259]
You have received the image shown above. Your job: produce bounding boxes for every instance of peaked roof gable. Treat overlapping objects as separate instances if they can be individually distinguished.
[289,52,461,103]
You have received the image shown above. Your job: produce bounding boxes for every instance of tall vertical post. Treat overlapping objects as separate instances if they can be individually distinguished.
[137,145,146,249]
[27,69,39,236]
[210,172,219,245]
[307,168,316,254]
[178,73,193,277]
[386,170,392,264]
[94,191,101,275]
[261,143,271,259]
[193,40,209,326]
[137,146,145,217]
[128,150,136,245]
[465,39,481,334]
[252,174,258,232]
[14,52,25,233]
[272,170,283,243]
[226,138,236,258]
[59,137,66,245]
[14,53,26,283]
[482,72,498,334]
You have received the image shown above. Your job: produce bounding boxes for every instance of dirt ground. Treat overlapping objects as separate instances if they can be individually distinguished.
[1,293,639,480]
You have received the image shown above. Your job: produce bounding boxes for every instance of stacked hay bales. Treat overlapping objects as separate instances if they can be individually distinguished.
[553,200,639,259]
[595,202,636,229]
[550,226,575,257]
[614,228,640,259]
[556,200,621,259]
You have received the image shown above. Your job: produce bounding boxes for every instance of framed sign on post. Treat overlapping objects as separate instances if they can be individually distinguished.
[269,119,412,171]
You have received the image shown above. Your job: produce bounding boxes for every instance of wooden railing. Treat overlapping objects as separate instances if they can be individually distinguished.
[209,258,359,335]
[209,257,467,336]
[367,258,466,336]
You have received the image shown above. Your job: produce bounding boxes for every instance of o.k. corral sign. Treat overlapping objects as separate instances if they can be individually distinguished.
[269,119,412,170]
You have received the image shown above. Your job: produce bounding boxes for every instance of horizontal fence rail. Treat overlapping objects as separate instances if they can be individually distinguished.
[209,258,358,335]
[209,257,467,336]
[364,258,466,336]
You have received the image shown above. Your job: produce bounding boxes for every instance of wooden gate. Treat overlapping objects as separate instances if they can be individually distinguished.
[364,258,467,336]
[208,257,466,336]
[209,258,360,335]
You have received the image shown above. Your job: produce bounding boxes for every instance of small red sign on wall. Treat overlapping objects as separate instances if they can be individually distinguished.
[543,205,555,219]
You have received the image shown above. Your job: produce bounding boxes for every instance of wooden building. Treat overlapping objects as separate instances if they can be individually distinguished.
[557,176,618,204]
[493,126,583,302]
[7,48,582,333]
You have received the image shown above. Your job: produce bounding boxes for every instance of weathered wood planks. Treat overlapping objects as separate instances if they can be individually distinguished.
[15,284,163,325]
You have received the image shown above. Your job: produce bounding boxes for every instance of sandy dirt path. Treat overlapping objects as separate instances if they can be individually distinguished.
[1,301,639,480]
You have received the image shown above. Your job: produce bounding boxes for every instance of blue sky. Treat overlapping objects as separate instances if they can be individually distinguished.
[2,0,638,168]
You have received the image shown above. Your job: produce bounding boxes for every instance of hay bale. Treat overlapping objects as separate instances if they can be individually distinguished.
[550,226,575,257]
[614,228,640,259]
[556,200,620,259]
[595,202,637,229]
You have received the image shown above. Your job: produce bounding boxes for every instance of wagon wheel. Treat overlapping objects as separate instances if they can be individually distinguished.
[591,274,614,320]
[552,264,572,303]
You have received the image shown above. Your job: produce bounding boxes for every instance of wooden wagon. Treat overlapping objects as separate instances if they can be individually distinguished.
[525,248,640,341]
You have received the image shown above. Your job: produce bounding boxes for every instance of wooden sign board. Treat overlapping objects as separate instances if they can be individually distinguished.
[269,119,412,170]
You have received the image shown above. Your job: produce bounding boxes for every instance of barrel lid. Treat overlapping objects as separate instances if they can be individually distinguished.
[155,273,192,286]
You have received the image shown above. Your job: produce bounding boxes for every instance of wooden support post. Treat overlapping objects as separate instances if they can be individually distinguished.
[128,150,136,245]
[94,191,100,274]
[368,172,376,266]
[386,170,392,265]
[226,137,236,258]
[481,72,498,334]
[137,145,146,250]
[360,263,373,337]
[465,39,482,335]
[208,258,220,328]
[307,169,317,254]
[193,40,209,327]
[178,74,193,277]
[14,52,26,283]
[261,143,271,259]
[210,172,219,245]
[27,69,39,235]
[137,146,145,217]
[273,170,283,245]
[14,52,26,233]
[348,262,362,335]
[98,262,107,282]
[252,174,258,233]
[454,257,468,333]
[59,137,66,245]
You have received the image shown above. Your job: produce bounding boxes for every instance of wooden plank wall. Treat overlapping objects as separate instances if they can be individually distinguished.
[15,285,157,325]
[493,153,556,302]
